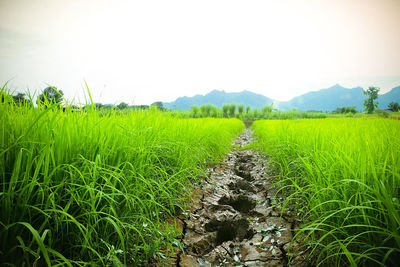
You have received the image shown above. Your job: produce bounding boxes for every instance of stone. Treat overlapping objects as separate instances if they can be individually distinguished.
[244,260,284,267]
[202,245,230,265]
[179,254,200,267]
[240,241,282,261]
[183,230,216,255]
[189,188,204,212]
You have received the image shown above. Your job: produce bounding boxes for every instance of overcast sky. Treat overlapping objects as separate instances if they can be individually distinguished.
[1,0,399,105]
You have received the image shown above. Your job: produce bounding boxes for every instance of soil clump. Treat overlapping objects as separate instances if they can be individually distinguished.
[156,129,310,267]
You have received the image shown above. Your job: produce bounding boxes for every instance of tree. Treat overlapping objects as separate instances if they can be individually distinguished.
[228,104,236,117]
[246,106,251,114]
[117,102,128,109]
[333,107,358,114]
[199,104,216,117]
[222,104,229,118]
[388,102,400,112]
[95,103,103,109]
[37,86,64,106]
[13,93,31,105]
[200,104,209,117]
[363,86,379,114]
[210,107,218,117]
[238,104,244,117]
[261,104,273,116]
[253,109,259,119]
[151,101,164,110]
[191,105,200,118]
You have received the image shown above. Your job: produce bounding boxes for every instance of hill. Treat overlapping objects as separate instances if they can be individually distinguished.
[163,89,274,110]
[163,85,400,111]
[379,86,400,108]
[276,84,365,111]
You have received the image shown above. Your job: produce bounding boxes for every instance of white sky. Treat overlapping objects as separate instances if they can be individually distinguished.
[1,0,399,105]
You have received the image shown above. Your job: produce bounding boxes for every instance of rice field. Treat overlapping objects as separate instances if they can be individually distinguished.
[3,89,400,267]
[252,118,400,266]
[0,100,244,265]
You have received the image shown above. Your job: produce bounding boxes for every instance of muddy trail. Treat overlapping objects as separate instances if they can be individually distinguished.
[158,129,310,267]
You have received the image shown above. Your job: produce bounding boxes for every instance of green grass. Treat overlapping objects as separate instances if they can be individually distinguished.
[175,106,332,120]
[252,118,400,266]
[0,98,244,265]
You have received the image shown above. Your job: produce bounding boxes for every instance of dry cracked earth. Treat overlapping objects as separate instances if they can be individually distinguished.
[157,129,310,267]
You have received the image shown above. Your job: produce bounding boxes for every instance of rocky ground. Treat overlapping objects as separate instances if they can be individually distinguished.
[156,129,310,267]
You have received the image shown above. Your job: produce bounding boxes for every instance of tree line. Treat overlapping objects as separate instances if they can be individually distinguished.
[5,86,400,114]
[5,87,165,110]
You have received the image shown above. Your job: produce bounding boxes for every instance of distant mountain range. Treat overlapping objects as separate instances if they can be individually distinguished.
[163,84,400,111]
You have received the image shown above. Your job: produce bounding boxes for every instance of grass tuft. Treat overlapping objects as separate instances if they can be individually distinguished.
[0,91,244,265]
[252,118,400,266]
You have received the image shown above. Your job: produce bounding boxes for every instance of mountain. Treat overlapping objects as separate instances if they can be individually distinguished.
[163,85,400,111]
[163,89,274,110]
[379,86,400,108]
[276,84,365,111]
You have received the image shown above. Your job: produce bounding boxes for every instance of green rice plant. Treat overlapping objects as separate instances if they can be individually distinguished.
[0,91,244,265]
[252,118,400,266]
[264,109,330,120]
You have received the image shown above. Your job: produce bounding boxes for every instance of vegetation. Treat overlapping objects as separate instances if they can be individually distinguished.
[388,101,400,112]
[0,88,244,265]
[116,101,128,109]
[252,118,400,266]
[332,106,358,114]
[363,86,380,114]
[37,86,64,106]
[12,93,32,106]
[374,108,390,118]
[4,83,400,266]
[177,103,331,120]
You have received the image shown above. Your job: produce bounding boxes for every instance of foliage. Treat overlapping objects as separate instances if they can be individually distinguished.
[1,83,14,104]
[151,101,164,110]
[199,104,212,117]
[238,104,244,115]
[388,101,400,112]
[83,103,151,112]
[363,86,380,114]
[0,100,244,265]
[228,104,236,117]
[261,104,273,117]
[332,106,358,114]
[79,100,337,120]
[253,118,400,266]
[374,108,389,118]
[183,103,331,120]
[222,104,229,117]
[12,93,32,106]
[191,105,200,118]
[117,102,128,109]
[37,86,64,106]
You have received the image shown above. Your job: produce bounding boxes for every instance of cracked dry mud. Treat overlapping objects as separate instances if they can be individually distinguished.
[160,129,310,267]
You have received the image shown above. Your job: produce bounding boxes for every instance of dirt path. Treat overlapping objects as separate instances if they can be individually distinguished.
[162,129,309,267]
